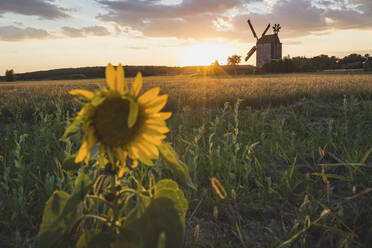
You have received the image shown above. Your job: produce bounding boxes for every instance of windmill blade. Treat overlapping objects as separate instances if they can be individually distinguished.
[245,46,256,61]
[247,19,258,40]
[261,24,271,37]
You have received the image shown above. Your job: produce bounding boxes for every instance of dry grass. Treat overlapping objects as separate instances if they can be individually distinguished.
[1,73,372,112]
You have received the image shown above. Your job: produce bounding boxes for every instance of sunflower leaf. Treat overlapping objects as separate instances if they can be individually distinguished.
[63,120,80,138]
[76,230,115,248]
[38,191,70,247]
[128,99,139,128]
[158,143,196,190]
[62,155,82,171]
[38,175,92,247]
[154,179,188,217]
[124,179,187,248]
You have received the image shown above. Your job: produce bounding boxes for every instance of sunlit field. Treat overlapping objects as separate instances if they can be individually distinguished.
[1,73,372,247]
[1,73,372,113]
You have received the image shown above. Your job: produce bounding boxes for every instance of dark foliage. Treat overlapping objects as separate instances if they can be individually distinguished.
[1,66,183,81]
[5,69,16,82]
[261,53,371,73]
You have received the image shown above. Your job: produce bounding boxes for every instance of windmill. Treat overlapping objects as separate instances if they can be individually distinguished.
[245,19,282,68]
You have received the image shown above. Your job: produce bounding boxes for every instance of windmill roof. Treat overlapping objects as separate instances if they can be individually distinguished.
[257,34,280,44]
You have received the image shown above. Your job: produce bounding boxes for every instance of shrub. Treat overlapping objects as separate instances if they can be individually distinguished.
[5,69,16,82]
[363,59,372,71]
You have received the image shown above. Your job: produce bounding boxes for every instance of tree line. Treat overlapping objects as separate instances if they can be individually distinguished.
[0,66,183,82]
[2,53,371,82]
[261,53,372,73]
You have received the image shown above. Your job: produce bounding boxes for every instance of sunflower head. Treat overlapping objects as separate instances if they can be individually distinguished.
[67,63,171,175]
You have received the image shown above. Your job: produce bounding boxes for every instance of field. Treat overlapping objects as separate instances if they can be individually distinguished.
[1,73,372,247]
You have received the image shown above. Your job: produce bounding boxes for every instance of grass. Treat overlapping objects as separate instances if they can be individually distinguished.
[1,73,372,247]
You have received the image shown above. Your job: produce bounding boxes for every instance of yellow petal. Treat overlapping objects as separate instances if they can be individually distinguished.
[107,147,115,166]
[69,89,94,99]
[145,94,168,108]
[139,141,159,158]
[128,99,139,128]
[129,145,138,158]
[145,119,166,126]
[131,160,139,168]
[98,145,106,168]
[86,126,98,150]
[115,147,126,166]
[142,133,166,145]
[116,64,125,94]
[138,87,160,105]
[129,145,154,166]
[75,141,88,163]
[149,112,172,120]
[140,127,164,136]
[130,72,143,97]
[145,95,168,113]
[146,124,170,134]
[105,63,117,91]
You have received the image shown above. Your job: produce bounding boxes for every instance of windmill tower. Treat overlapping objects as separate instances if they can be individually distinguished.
[245,19,282,68]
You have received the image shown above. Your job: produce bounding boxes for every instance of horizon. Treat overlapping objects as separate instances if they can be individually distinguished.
[1,0,372,73]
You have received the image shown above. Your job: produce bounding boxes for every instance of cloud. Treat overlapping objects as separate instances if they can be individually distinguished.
[0,0,69,19]
[0,25,52,41]
[98,0,244,39]
[325,4,372,29]
[234,0,372,40]
[61,26,111,37]
[97,0,372,41]
[232,0,328,39]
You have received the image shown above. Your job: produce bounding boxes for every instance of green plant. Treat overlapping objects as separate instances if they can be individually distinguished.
[37,65,194,248]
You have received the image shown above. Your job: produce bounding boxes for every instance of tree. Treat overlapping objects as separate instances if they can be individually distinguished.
[227,55,242,66]
[339,53,366,68]
[227,55,242,75]
[5,69,15,82]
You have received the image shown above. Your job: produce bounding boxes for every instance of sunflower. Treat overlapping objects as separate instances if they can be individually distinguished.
[68,63,171,172]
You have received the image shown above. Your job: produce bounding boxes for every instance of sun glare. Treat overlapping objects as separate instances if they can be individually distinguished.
[180,43,233,66]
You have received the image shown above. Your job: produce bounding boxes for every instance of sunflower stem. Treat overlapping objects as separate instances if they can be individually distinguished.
[110,174,119,231]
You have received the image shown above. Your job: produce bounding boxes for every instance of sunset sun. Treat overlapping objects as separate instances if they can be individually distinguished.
[180,42,233,66]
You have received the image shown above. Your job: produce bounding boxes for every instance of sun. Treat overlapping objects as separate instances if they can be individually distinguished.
[180,42,233,66]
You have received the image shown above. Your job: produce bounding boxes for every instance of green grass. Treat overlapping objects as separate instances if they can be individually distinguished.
[1,73,372,247]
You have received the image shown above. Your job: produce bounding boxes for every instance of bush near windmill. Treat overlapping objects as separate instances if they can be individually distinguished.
[5,69,16,82]
[227,55,242,75]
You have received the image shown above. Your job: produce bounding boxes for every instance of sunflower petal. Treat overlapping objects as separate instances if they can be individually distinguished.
[145,119,166,126]
[75,141,88,163]
[131,72,143,97]
[140,141,159,158]
[86,126,98,150]
[145,94,168,108]
[131,160,139,169]
[146,124,170,134]
[116,64,125,94]
[129,145,154,166]
[106,63,117,91]
[128,99,139,128]
[145,95,168,113]
[115,147,126,166]
[149,112,172,120]
[138,87,160,105]
[107,146,115,166]
[98,145,106,168]
[69,89,94,99]
[142,133,166,145]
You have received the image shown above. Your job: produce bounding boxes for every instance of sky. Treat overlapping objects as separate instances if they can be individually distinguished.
[0,0,372,73]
